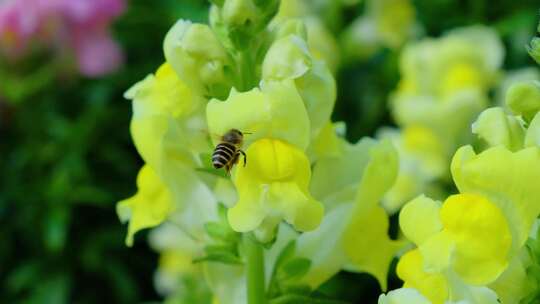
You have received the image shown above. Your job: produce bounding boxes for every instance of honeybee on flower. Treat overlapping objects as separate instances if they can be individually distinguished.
[212,129,248,173]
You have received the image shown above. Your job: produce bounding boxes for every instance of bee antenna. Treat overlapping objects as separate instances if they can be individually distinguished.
[243,132,253,135]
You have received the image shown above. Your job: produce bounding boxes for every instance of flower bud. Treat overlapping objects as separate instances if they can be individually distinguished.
[472,107,525,151]
[506,80,540,122]
[262,34,336,138]
[211,0,279,49]
[222,0,259,27]
[164,20,231,95]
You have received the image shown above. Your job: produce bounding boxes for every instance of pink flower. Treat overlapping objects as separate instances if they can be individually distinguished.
[72,27,124,77]
[0,0,126,77]
[0,0,42,56]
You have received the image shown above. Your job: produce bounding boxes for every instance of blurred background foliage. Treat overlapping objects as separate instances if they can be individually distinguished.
[0,0,538,303]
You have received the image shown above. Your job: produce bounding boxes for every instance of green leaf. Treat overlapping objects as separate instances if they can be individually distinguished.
[43,208,69,253]
[6,262,40,293]
[281,284,312,295]
[527,264,540,286]
[209,0,224,7]
[204,222,239,242]
[274,240,296,271]
[205,244,237,255]
[27,274,70,304]
[520,291,540,304]
[279,257,311,280]
[217,203,229,223]
[193,252,243,265]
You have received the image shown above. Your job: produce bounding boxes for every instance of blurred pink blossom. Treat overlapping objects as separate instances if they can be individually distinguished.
[0,0,126,77]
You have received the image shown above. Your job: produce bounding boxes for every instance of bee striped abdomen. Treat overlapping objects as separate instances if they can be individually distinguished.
[212,143,236,169]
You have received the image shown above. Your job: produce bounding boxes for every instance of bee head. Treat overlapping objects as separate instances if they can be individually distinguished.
[223,129,244,145]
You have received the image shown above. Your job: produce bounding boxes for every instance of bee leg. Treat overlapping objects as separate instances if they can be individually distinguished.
[239,150,247,167]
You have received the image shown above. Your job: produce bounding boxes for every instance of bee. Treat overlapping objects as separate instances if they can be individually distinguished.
[212,129,247,173]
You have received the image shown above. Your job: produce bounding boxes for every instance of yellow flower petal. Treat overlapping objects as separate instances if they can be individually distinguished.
[128,63,209,171]
[418,231,454,273]
[262,33,336,139]
[525,111,540,148]
[309,138,376,205]
[399,195,443,246]
[262,34,312,80]
[471,107,525,151]
[117,165,174,246]
[378,288,431,304]
[506,80,540,122]
[297,138,400,289]
[342,139,404,290]
[344,206,405,290]
[396,249,448,304]
[451,146,540,254]
[206,80,310,150]
[306,121,344,161]
[228,139,323,235]
[489,254,534,304]
[439,194,511,285]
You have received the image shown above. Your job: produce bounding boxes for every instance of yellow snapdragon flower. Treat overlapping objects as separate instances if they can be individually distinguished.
[229,138,324,240]
[392,26,502,146]
[396,144,540,303]
[383,26,504,212]
[296,139,404,290]
[206,81,323,239]
[126,63,209,170]
[451,146,540,254]
[120,63,219,245]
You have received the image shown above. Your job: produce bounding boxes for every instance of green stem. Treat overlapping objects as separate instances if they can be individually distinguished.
[245,233,266,304]
[237,50,256,92]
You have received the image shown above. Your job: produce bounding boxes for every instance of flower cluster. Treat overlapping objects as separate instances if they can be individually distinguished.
[380,26,504,213]
[118,0,408,303]
[379,32,540,303]
[117,1,540,304]
[0,0,125,76]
